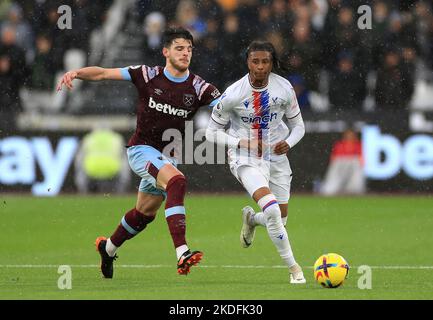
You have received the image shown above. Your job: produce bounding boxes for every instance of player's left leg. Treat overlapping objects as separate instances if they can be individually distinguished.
[269,160,292,227]
[252,186,305,284]
[125,145,202,275]
[269,159,305,283]
[239,162,306,284]
[156,164,203,275]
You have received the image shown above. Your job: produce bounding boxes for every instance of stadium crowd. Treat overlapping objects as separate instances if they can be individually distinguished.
[1,0,433,130]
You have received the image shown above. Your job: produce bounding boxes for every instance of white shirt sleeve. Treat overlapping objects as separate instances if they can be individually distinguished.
[285,113,305,148]
[206,117,240,148]
[284,86,305,148]
[210,95,231,126]
[285,86,301,120]
[206,95,240,148]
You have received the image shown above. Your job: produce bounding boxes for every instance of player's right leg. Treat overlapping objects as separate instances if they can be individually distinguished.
[96,192,163,279]
[96,145,167,279]
[229,158,268,248]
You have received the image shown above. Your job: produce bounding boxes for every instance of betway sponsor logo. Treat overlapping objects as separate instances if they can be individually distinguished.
[148,97,191,119]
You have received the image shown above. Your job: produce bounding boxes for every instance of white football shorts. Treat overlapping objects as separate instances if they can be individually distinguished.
[229,153,293,204]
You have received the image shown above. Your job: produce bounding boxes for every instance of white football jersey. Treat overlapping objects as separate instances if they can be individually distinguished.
[210,72,301,162]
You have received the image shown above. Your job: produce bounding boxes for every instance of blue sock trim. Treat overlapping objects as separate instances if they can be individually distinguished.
[121,216,138,235]
[165,206,186,218]
[262,200,278,212]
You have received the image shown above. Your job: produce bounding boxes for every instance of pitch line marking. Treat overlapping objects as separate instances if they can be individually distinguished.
[0,265,433,270]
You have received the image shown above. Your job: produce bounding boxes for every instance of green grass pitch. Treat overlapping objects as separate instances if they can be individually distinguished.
[0,194,432,300]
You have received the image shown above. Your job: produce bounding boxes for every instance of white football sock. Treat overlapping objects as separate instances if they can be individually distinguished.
[176,244,189,260]
[106,238,118,257]
[258,194,296,268]
[251,212,266,227]
[254,213,287,227]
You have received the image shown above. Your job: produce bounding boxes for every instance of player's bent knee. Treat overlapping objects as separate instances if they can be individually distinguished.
[135,209,157,219]
[136,209,156,228]
[157,164,184,189]
[123,208,156,235]
[252,187,272,202]
[136,191,164,213]
[258,194,283,229]
[166,175,187,193]
[141,211,157,220]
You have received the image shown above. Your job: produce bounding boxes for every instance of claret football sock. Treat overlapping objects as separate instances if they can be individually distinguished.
[110,208,155,248]
[165,175,188,249]
[164,175,203,275]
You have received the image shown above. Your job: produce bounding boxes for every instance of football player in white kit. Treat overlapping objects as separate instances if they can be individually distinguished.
[206,41,306,284]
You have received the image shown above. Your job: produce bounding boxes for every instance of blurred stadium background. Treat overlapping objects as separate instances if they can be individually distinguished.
[0,0,432,195]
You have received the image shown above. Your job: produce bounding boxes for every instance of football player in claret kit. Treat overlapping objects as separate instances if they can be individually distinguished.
[206,41,306,284]
[57,27,221,278]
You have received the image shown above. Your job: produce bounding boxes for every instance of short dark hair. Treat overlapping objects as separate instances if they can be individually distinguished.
[245,40,289,75]
[162,27,194,48]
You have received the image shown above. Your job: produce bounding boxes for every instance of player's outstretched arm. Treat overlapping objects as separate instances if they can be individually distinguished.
[279,112,305,153]
[56,67,124,91]
[205,120,240,148]
[205,123,263,153]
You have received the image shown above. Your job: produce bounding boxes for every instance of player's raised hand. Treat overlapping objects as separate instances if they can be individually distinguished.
[273,141,290,155]
[56,71,78,91]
